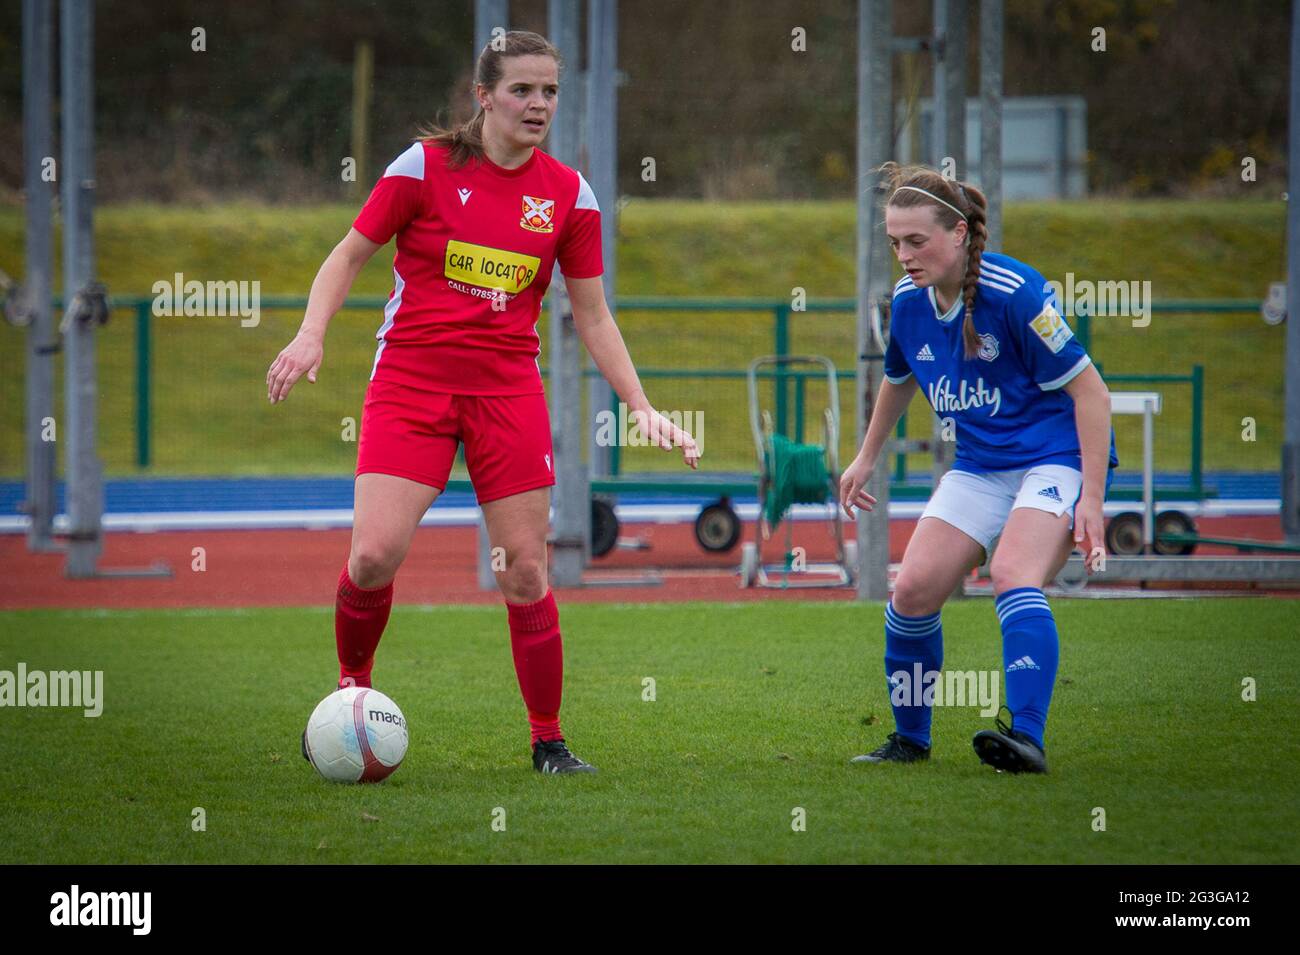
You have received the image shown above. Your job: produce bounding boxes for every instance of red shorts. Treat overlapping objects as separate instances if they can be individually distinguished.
[355,378,555,505]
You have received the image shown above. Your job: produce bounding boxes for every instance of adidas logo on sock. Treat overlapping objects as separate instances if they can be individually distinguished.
[915,343,936,362]
[1037,485,1063,503]
[1007,655,1041,671]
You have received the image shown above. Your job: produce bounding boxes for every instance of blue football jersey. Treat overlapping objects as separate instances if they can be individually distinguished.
[884,251,1119,474]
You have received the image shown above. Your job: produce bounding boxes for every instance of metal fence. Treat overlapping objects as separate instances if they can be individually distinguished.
[5,295,1263,500]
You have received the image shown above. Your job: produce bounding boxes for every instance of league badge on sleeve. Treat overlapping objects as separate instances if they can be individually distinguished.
[1030,302,1074,354]
[520,195,556,233]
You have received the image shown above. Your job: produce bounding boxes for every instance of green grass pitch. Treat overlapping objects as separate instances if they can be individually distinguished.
[1,598,1296,864]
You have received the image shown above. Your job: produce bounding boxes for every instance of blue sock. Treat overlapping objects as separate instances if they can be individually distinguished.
[883,601,943,749]
[995,587,1059,750]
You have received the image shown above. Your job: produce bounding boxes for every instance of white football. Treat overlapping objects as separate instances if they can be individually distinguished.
[303,687,408,783]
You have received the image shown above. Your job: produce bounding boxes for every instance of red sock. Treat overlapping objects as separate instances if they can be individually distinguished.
[506,590,564,745]
[335,563,393,688]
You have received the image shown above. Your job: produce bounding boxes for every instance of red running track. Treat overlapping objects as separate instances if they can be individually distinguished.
[0,515,1292,610]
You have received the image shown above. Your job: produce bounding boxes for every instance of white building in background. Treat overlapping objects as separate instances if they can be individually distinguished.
[898,95,1088,199]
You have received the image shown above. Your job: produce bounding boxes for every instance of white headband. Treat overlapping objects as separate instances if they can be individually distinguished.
[893,185,967,220]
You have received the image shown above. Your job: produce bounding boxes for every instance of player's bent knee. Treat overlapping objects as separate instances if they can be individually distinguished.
[348,545,402,590]
[989,559,1033,595]
[890,576,943,617]
[499,556,547,603]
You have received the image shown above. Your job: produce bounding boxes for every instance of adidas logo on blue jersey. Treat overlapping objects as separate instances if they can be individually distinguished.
[1007,655,1041,672]
[1037,485,1063,503]
[915,343,936,362]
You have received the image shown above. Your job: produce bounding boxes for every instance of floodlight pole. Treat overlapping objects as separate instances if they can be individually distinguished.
[21,0,57,553]
[1284,0,1300,542]
[586,0,618,481]
[979,0,1003,251]
[474,0,510,590]
[60,0,104,578]
[474,0,508,58]
[930,0,966,500]
[549,0,590,584]
[857,0,894,602]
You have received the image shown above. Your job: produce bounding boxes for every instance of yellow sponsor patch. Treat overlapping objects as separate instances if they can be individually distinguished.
[444,240,541,294]
[1030,302,1073,354]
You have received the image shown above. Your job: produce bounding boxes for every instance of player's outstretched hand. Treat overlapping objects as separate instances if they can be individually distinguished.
[1073,496,1107,575]
[631,408,701,470]
[267,332,323,404]
[839,454,877,519]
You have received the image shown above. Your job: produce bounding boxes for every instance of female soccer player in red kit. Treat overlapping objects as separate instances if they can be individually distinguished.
[266,32,699,774]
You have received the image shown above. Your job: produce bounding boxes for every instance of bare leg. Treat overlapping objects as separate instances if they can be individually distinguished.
[348,473,442,588]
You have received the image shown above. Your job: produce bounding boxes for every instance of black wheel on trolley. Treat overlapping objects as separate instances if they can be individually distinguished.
[1153,509,1198,556]
[1104,511,1144,556]
[591,498,619,558]
[694,499,742,553]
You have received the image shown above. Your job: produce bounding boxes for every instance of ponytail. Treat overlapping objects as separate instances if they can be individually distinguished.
[957,184,990,360]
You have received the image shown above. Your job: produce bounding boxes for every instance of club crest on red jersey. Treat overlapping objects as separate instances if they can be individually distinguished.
[520,195,556,233]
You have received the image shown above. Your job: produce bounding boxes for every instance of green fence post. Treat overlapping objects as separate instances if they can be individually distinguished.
[1191,364,1204,499]
[794,373,806,443]
[894,413,907,482]
[609,396,620,476]
[1075,305,1091,354]
[136,299,151,468]
[774,303,789,437]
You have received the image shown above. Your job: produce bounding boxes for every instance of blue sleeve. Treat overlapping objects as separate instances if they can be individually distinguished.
[884,303,912,383]
[1010,281,1091,391]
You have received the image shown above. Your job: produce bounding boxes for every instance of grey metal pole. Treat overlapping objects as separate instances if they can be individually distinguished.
[586,0,618,480]
[979,0,1003,251]
[549,0,590,584]
[475,0,509,591]
[931,0,968,597]
[61,0,103,578]
[22,0,56,553]
[1284,0,1300,542]
[857,0,894,602]
[474,0,508,58]
[933,0,967,179]
[1142,401,1155,551]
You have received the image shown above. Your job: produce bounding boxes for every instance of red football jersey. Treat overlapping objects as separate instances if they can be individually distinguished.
[352,141,604,395]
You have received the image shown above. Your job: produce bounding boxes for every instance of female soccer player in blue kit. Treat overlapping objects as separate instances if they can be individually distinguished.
[838,163,1117,774]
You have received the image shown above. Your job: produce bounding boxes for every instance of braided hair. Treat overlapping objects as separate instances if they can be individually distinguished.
[880,162,990,360]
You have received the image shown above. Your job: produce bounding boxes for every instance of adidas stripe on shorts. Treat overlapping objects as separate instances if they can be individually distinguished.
[919,463,1110,555]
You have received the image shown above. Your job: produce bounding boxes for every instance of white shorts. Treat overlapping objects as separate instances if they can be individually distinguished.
[919,464,1085,557]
